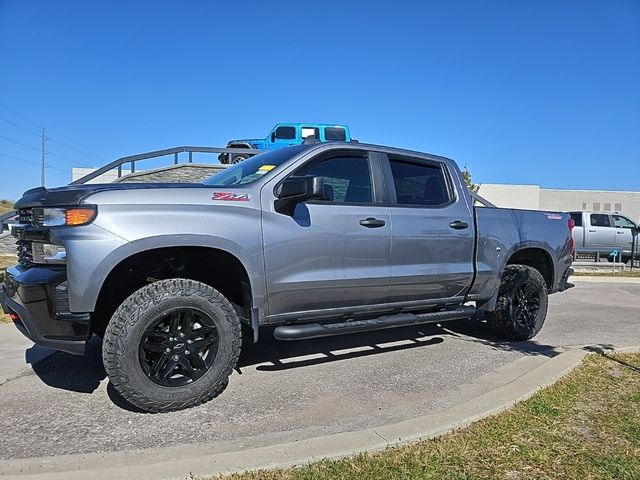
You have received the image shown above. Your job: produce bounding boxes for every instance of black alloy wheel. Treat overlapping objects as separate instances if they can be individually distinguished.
[511,280,541,330]
[139,308,219,387]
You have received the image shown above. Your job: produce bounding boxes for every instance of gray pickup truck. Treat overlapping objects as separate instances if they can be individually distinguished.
[1,142,574,412]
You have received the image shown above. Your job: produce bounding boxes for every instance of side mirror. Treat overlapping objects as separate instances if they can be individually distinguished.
[271,132,276,142]
[275,176,325,215]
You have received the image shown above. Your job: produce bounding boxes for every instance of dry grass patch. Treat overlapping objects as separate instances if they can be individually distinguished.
[0,200,13,215]
[206,352,640,480]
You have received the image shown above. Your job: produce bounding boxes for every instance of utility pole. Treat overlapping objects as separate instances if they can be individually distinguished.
[41,128,46,187]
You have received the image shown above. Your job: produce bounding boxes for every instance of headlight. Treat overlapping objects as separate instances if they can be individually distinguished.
[32,243,67,264]
[40,207,97,227]
[42,208,66,226]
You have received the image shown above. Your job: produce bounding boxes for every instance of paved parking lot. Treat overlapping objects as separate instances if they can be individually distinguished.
[0,281,638,461]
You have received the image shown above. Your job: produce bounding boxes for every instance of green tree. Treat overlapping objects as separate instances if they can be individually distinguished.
[462,166,480,193]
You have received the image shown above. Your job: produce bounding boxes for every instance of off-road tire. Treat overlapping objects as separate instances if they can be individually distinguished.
[485,265,548,341]
[102,278,241,412]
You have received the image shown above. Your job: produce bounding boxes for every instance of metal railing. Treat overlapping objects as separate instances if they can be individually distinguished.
[0,145,262,230]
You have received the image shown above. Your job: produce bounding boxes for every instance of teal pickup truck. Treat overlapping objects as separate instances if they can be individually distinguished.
[220,123,352,164]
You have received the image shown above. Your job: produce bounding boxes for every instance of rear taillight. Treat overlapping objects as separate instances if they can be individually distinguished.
[568,218,575,256]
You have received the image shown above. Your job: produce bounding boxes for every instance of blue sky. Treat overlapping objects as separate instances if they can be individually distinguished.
[0,0,639,201]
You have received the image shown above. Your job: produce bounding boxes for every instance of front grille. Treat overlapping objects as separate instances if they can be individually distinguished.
[14,208,35,268]
[16,239,33,267]
[17,208,34,225]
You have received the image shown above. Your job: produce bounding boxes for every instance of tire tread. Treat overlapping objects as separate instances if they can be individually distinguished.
[102,278,241,413]
[485,264,548,341]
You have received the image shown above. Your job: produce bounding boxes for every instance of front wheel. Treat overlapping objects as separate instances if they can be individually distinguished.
[485,265,548,340]
[102,278,242,412]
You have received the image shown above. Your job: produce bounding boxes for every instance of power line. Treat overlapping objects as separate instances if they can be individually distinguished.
[0,152,67,174]
[0,117,41,137]
[0,133,93,168]
[48,151,93,168]
[0,105,107,162]
[0,151,39,166]
[47,137,106,162]
[0,134,40,151]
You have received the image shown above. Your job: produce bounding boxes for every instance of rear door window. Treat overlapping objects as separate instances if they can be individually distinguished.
[301,127,320,140]
[389,159,451,207]
[324,127,347,141]
[569,212,583,227]
[590,214,611,227]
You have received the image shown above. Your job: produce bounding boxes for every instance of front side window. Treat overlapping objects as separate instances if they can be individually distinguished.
[324,127,347,141]
[590,214,610,227]
[275,126,296,140]
[294,155,373,203]
[389,159,450,206]
[612,214,636,229]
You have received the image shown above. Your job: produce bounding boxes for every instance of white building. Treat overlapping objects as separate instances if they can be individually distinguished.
[478,184,640,222]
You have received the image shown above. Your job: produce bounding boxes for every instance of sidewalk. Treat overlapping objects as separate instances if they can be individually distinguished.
[0,323,55,385]
[3,345,637,480]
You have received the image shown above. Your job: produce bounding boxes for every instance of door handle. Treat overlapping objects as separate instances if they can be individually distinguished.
[588,229,596,232]
[359,217,386,228]
[617,231,625,234]
[449,220,469,230]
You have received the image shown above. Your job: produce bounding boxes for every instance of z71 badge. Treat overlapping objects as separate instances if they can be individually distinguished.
[212,192,251,202]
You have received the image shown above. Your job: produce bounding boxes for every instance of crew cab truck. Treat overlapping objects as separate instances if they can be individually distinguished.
[569,211,639,262]
[220,123,351,164]
[1,142,574,412]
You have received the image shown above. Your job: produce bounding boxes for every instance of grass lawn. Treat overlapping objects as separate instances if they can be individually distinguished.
[211,352,640,480]
[0,255,17,323]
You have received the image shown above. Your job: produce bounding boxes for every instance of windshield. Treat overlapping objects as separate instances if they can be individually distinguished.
[202,146,308,186]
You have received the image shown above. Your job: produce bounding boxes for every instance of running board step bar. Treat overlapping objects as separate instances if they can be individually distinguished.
[273,306,477,341]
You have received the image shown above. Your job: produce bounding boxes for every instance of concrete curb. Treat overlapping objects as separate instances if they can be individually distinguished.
[572,276,640,283]
[3,344,638,480]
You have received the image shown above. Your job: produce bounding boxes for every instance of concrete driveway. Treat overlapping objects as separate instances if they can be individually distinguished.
[0,280,638,463]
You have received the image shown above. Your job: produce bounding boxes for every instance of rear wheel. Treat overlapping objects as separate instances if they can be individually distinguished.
[485,265,548,340]
[102,278,241,412]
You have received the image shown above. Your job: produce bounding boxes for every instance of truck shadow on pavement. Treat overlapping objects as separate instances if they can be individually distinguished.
[28,316,563,411]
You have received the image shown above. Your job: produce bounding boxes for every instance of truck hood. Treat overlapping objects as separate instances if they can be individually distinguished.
[227,138,265,147]
[14,183,206,209]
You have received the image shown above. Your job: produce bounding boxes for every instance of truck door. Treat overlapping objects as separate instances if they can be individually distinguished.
[268,125,298,148]
[382,154,475,303]
[587,213,616,249]
[261,150,391,319]
[612,214,637,254]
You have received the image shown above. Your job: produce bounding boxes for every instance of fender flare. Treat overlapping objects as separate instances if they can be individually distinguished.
[477,241,556,312]
[77,234,266,319]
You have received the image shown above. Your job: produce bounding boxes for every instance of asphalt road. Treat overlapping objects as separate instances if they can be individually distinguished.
[0,281,638,461]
